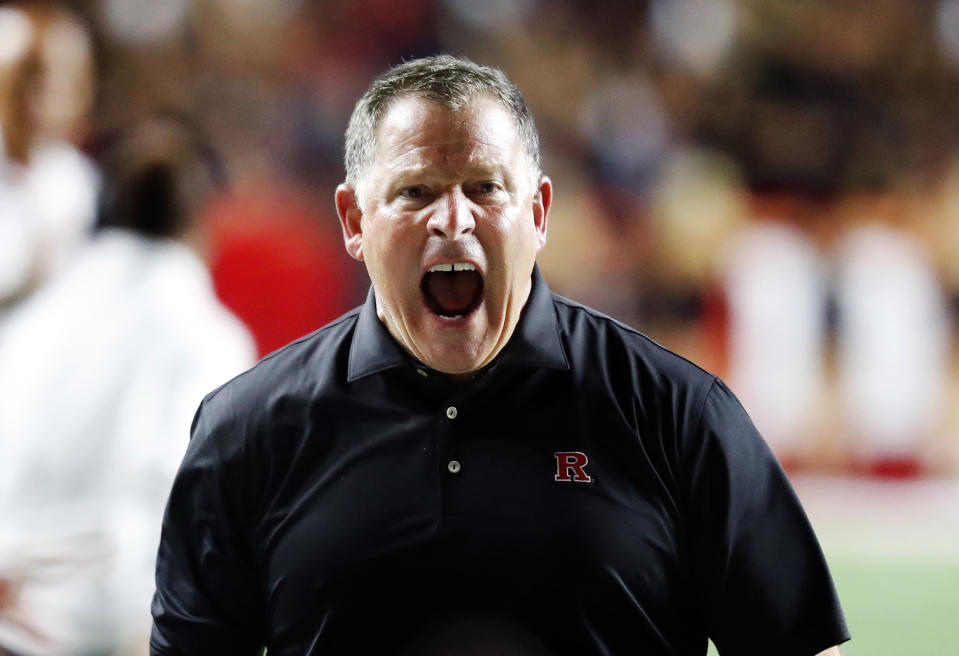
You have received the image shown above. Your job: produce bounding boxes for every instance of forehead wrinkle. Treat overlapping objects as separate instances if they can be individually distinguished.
[385,141,511,180]
[369,96,532,193]
[382,121,503,155]
[379,96,512,148]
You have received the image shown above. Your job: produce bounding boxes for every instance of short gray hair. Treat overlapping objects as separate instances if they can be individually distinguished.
[344,55,541,189]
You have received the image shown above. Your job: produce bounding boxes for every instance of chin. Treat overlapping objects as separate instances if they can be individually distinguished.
[426,355,481,376]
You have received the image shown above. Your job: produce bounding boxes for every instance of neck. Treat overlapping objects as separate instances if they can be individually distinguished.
[446,371,477,383]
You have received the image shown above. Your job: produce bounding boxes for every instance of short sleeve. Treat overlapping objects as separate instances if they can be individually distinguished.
[150,395,264,655]
[683,378,850,656]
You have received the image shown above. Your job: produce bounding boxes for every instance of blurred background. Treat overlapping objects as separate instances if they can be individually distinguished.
[1,0,957,654]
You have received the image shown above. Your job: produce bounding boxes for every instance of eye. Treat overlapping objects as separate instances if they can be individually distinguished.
[400,185,426,199]
[472,181,504,197]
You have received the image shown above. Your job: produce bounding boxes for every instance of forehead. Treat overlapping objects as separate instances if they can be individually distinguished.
[371,94,527,173]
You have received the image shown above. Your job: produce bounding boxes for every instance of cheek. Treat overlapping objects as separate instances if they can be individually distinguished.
[365,221,421,280]
[501,214,540,261]
[483,208,524,246]
[364,216,399,257]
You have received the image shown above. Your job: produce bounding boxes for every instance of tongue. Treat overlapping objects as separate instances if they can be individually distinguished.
[424,271,481,316]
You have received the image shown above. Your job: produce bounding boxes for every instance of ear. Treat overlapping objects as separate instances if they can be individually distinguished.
[335,183,364,261]
[532,174,552,253]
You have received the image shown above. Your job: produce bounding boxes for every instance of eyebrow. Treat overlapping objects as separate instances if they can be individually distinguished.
[389,162,513,185]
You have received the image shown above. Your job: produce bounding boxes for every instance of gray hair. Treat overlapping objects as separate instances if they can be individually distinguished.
[344,55,541,190]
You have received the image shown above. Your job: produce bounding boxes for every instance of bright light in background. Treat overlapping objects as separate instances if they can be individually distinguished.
[650,0,737,77]
[648,147,746,283]
[218,0,305,17]
[0,8,32,65]
[581,74,669,186]
[207,0,307,33]
[99,0,191,43]
[936,0,959,66]
[442,0,537,32]
[36,16,95,143]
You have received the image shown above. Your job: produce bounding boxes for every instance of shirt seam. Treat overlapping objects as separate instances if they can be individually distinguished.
[677,375,719,611]
[548,294,572,369]
[691,376,719,441]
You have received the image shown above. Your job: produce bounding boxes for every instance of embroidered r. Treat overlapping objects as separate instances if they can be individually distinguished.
[554,451,592,483]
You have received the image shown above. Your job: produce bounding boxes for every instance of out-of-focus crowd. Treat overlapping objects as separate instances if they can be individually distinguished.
[0,0,958,653]
[62,0,959,475]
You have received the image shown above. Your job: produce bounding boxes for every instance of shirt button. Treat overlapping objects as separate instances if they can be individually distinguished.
[416,368,428,378]
[447,460,461,474]
[445,406,458,420]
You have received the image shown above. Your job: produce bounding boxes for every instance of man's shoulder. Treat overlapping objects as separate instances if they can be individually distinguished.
[202,305,363,413]
[548,291,715,388]
[176,306,365,479]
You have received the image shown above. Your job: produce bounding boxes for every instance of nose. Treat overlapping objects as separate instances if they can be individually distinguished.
[426,187,475,240]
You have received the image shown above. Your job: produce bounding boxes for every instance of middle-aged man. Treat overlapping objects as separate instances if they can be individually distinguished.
[151,55,850,656]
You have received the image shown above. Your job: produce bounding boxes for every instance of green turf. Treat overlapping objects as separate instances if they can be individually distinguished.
[706,557,959,655]
[829,557,959,656]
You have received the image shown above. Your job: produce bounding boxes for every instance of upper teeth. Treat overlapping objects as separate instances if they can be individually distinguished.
[429,262,475,272]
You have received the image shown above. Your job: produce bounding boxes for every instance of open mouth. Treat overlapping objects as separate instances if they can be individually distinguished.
[421,262,484,320]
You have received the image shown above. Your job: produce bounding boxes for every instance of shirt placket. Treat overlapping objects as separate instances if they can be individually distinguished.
[440,401,463,478]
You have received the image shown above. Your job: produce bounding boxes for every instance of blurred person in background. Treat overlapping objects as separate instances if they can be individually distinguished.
[152,55,847,656]
[833,209,951,477]
[0,115,255,655]
[718,202,830,469]
[0,0,99,312]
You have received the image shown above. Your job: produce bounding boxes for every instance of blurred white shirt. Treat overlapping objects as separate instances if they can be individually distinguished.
[0,229,255,655]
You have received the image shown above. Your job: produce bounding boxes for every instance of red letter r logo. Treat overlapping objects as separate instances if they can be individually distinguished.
[554,451,592,483]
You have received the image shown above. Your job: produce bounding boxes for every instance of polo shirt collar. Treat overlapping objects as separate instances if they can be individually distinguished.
[347,286,412,382]
[347,264,569,382]
[496,264,569,370]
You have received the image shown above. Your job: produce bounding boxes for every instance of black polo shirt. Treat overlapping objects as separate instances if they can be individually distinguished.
[151,267,849,656]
